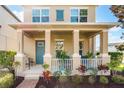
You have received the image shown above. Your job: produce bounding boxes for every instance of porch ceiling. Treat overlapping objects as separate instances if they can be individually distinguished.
[9,22,119,32]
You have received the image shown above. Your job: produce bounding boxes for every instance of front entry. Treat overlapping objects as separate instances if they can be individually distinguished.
[36,40,45,64]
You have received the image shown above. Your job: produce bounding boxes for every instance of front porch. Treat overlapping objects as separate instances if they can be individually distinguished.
[9,23,116,77]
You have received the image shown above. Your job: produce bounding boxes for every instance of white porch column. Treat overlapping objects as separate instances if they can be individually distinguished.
[100,30,110,64]
[44,29,51,70]
[72,30,81,74]
[92,36,96,55]
[88,38,92,52]
[15,29,26,76]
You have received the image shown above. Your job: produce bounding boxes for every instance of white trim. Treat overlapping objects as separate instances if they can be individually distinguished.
[79,39,84,41]
[35,38,45,40]
[55,39,64,41]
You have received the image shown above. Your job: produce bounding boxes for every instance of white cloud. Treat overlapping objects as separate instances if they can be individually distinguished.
[13,11,24,22]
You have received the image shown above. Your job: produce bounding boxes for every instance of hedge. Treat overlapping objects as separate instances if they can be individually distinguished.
[0,50,16,68]
[97,52,123,62]
[108,52,123,62]
[0,72,14,88]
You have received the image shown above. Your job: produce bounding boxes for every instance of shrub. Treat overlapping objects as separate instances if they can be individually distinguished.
[99,76,109,85]
[59,76,68,83]
[0,50,16,72]
[53,71,62,80]
[71,75,83,84]
[96,52,123,62]
[0,73,14,88]
[88,76,96,85]
[64,69,72,76]
[76,65,86,75]
[98,64,109,70]
[108,52,123,62]
[112,75,124,84]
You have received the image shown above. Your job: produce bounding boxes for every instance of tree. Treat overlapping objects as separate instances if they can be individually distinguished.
[110,5,124,39]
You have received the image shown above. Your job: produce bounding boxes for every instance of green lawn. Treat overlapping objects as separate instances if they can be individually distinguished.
[115,64,124,71]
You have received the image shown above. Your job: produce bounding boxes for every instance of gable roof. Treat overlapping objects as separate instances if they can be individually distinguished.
[1,5,21,22]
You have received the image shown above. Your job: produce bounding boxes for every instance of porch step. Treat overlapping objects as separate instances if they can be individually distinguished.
[25,74,40,80]
[23,65,43,80]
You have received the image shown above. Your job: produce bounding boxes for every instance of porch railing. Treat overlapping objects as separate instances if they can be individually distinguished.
[51,58,109,73]
[51,58,73,72]
[80,58,103,70]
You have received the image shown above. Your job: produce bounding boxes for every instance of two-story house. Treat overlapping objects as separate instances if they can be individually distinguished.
[10,5,118,77]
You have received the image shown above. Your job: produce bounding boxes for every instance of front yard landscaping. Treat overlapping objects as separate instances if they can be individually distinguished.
[35,75,124,88]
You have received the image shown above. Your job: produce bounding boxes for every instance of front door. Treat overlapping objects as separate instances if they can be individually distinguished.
[36,41,45,64]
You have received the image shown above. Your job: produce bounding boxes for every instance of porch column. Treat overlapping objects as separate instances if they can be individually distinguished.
[100,30,110,64]
[88,38,92,52]
[92,36,96,55]
[72,30,81,74]
[15,29,26,76]
[44,29,51,70]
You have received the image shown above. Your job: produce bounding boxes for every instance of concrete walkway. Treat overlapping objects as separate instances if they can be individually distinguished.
[16,80,38,88]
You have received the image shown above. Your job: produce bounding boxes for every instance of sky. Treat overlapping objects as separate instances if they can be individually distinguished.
[7,5,124,48]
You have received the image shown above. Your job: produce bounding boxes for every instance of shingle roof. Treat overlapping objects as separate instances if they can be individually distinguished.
[1,5,21,22]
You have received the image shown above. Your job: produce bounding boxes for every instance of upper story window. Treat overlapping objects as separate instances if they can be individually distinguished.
[70,8,88,23]
[32,9,40,22]
[32,8,49,23]
[56,10,64,21]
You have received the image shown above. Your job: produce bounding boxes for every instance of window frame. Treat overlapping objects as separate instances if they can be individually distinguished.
[32,7,50,23]
[70,7,88,23]
[55,39,64,52]
[56,9,64,21]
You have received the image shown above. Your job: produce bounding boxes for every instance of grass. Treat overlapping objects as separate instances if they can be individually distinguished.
[115,64,124,71]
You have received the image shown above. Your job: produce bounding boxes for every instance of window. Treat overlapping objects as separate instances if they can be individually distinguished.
[32,9,40,22]
[55,40,64,57]
[70,8,88,23]
[79,41,84,57]
[80,9,87,22]
[56,10,64,21]
[41,9,49,22]
[70,9,78,22]
[32,8,49,22]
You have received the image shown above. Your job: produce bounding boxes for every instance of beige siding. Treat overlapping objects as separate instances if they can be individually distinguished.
[23,5,96,23]
[0,6,19,51]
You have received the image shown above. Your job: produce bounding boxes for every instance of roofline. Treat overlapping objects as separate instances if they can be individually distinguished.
[9,22,119,30]
[1,5,21,22]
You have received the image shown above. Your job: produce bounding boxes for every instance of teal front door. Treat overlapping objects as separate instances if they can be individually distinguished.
[36,41,45,64]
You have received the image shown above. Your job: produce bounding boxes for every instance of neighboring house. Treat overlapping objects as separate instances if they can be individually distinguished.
[108,42,124,52]
[9,5,118,77]
[0,5,21,51]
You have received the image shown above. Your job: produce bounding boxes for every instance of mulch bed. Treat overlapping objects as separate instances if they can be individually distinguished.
[12,76,24,88]
[35,76,124,88]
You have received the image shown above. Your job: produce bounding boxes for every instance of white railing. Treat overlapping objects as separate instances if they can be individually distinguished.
[51,58,73,72]
[80,58,104,70]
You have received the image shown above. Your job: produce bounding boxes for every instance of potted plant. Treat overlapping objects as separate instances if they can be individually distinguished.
[42,64,51,86]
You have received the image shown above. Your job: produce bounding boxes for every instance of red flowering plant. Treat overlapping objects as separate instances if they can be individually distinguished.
[42,70,51,82]
[76,65,86,75]
[42,64,51,83]
[98,64,109,73]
